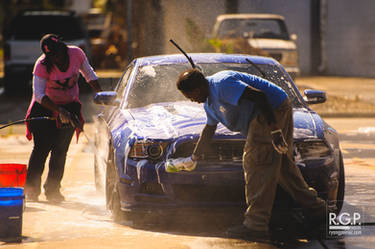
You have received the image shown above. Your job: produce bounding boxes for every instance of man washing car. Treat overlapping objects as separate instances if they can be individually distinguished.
[171,69,327,240]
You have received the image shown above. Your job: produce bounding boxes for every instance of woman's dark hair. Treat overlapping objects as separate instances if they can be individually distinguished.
[40,34,68,73]
[176,69,207,92]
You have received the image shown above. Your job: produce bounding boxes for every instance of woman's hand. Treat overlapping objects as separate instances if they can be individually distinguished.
[58,107,72,124]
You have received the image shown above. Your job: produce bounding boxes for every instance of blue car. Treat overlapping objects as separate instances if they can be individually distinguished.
[93,53,345,221]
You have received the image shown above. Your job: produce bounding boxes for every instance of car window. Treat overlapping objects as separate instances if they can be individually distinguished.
[115,65,133,97]
[9,15,87,40]
[217,18,289,40]
[125,63,303,109]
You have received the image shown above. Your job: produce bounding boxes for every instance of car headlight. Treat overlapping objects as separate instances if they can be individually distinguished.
[295,139,331,161]
[128,141,168,160]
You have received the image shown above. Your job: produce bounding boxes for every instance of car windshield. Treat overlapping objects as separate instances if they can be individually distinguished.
[217,18,289,40]
[125,63,303,109]
[10,15,86,40]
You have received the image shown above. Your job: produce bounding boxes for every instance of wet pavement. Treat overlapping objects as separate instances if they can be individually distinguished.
[0,118,375,248]
[1,73,375,248]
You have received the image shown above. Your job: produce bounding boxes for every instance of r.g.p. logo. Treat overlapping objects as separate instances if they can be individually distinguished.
[328,211,362,237]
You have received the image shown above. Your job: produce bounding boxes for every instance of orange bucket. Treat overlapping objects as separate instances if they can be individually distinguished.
[0,164,27,188]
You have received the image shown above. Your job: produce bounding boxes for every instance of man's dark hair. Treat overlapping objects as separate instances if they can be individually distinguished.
[176,69,207,92]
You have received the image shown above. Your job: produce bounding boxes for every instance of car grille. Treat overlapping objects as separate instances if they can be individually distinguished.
[269,53,282,61]
[172,140,245,162]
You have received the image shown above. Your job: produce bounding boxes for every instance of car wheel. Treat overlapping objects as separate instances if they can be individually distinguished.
[105,147,125,221]
[336,152,345,213]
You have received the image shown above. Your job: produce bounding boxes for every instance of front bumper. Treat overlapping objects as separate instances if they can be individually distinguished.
[118,160,245,212]
[116,156,339,213]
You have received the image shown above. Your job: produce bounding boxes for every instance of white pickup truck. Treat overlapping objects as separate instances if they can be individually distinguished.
[212,14,299,79]
[2,10,91,94]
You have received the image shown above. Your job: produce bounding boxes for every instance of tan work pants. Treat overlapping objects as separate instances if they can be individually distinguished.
[242,99,326,232]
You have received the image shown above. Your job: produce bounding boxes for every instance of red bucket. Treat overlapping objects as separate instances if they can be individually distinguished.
[0,164,27,188]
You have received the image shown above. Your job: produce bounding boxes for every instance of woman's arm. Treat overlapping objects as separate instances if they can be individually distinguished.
[80,59,102,92]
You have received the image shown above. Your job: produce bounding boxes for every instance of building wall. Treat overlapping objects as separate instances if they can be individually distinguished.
[325,0,375,76]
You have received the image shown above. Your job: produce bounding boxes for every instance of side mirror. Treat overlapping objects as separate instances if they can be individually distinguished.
[303,89,326,104]
[94,91,120,106]
[290,33,298,41]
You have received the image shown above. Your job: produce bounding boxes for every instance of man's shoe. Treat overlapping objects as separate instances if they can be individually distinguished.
[226,224,271,242]
[45,191,65,203]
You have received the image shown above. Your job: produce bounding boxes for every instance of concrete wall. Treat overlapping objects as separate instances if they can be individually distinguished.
[325,0,375,77]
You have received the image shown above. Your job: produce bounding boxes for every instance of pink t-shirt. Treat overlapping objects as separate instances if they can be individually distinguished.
[25,46,94,141]
[33,46,88,105]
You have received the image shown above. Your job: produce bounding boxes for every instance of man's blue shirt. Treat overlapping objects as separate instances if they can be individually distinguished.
[204,70,287,136]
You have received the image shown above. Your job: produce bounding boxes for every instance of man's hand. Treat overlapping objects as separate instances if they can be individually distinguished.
[271,129,288,154]
[165,156,197,173]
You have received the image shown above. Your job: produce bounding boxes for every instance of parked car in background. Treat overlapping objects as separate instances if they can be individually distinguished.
[2,10,91,94]
[212,14,300,79]
[93,53,344,223]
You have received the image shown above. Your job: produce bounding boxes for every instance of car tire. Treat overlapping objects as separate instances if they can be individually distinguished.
[336,152,345,213]
[105,147,125,222]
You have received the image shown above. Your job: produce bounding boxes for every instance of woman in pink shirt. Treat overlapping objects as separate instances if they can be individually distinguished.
[25,34,102,202]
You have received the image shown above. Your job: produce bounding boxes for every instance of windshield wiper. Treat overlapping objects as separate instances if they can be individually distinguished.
[170,39,197,69]
[245,58,267,79]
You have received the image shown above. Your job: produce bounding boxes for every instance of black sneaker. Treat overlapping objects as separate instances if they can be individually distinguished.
[226,224,271,242]
[45,191,65,203]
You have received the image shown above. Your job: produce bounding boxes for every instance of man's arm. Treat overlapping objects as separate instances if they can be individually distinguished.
[240,86,288,154]
[240,86,277,129]
[164,124,216,172]
[192,124,217,160]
